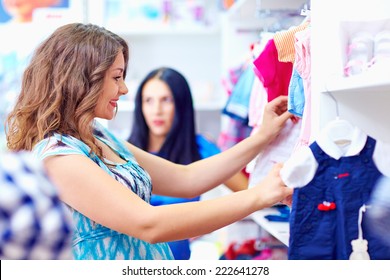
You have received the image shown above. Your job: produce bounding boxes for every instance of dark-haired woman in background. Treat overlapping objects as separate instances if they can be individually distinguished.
[128,67,249,259]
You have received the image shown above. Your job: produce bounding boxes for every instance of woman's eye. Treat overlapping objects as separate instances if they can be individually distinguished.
[114,76,122,81]
[144,98,153,104]
[163,97,173,103]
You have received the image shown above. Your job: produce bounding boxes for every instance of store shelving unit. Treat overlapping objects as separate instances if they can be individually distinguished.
[311,0,390,144]
[250,209,289,246]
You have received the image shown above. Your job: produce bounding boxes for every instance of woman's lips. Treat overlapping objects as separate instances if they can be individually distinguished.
[152,120,164,126]
[109,100,117,108]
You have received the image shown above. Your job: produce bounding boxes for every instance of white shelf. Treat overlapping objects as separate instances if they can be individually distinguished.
[226,0,305,20]
[250,208,289,246]
[323,71,390,94]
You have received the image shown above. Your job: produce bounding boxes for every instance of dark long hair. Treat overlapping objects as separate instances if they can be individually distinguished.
[128,67,201,164]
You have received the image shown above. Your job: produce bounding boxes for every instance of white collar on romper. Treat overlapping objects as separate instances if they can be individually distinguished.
[316,122,367,160]
[281,123,369,189]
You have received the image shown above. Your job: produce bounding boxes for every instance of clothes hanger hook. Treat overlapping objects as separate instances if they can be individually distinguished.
[324,86,340,118]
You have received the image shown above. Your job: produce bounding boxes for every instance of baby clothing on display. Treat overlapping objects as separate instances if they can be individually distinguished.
[280,123,390,259]
[292,26,312,150]
[248,118,301,188]
[288,69,305,118]
[273,21,310,63]
[253,39,293,103]
[222,66,255,124]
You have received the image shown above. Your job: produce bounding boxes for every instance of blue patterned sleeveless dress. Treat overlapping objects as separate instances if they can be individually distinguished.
[33,121,174,260]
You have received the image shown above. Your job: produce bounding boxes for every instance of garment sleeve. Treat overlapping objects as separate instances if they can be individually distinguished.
[253,39,276,87]
[373,140,390,177]
[280,145,318,188]
[33,136,87,161]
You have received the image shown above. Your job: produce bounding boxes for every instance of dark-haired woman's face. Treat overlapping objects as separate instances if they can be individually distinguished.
[141,79,175,138]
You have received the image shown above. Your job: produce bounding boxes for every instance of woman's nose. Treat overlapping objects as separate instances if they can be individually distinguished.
[152,101,163,113]
[120,80,128,95]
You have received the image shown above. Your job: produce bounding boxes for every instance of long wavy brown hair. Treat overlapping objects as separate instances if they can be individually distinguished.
[6,23,129,160]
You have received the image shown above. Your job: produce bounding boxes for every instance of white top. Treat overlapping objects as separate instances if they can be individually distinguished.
[280,124,390,188]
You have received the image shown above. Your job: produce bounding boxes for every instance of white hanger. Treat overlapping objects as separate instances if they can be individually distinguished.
[323,117,355,146]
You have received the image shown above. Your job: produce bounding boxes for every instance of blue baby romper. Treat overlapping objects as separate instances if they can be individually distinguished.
[288,136,390,259]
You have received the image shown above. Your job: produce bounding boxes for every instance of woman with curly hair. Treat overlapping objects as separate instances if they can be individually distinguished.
[6,22,293,260]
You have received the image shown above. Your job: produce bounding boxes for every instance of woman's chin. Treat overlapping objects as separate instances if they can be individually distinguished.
[95,113,115,120]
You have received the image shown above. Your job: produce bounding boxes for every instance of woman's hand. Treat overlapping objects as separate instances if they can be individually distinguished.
[252,163,293,209]
[257,95,297,143]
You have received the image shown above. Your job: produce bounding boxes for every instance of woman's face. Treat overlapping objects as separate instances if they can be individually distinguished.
[141,79,175,138]
[95,52,128,120]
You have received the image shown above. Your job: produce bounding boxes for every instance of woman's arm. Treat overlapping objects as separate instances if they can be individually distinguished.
[223,171,249,192]
[128,95,294,198]
[43,154,291,243]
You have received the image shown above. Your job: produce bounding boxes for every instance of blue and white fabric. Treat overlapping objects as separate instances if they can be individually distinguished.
[0,152,73,259]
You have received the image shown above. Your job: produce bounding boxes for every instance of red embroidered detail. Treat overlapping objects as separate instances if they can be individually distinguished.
[337,173,350,179]
[318,201,336,211]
